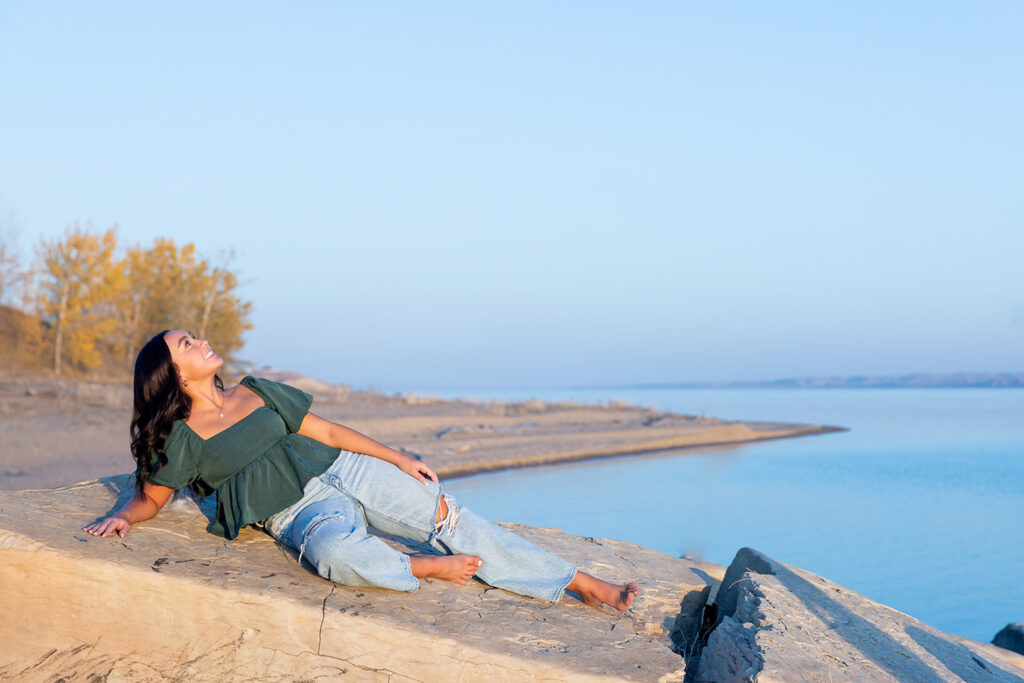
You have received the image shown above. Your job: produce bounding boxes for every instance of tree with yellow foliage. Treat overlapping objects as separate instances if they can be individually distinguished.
[36,224,121,375]
[32,226,252,376]
[112,239,252,370]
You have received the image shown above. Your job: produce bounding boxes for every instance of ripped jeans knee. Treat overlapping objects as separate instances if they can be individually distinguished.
[429,493,460,547]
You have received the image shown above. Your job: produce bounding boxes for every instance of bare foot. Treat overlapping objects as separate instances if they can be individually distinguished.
[410,554,483,585]
[567,571,639,610]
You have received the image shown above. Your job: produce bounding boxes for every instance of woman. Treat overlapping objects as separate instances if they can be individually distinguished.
[85,330,638,609]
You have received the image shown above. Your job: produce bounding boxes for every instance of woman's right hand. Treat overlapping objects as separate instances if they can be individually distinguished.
[83,483,172,539]
[84,513,132,538]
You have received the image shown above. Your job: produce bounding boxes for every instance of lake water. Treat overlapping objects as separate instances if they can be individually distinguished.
[434,387,1023,643]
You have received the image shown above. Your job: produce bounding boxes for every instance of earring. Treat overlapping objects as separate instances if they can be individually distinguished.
[183,379,189,386]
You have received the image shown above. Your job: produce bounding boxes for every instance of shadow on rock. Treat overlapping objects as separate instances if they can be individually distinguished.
[906,624,1022,681]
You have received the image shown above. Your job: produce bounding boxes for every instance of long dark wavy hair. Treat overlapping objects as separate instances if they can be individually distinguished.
[130,330,222,497]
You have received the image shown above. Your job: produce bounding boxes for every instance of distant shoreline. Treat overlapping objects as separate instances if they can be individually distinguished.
[570,372,1024,391]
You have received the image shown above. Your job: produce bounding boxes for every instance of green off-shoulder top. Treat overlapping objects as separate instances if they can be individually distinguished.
[147,376,341,540]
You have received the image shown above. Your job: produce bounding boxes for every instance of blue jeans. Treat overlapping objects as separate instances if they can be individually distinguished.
[263,451,577,603]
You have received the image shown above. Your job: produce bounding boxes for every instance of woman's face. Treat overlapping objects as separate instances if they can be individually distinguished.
[164,330,223,384]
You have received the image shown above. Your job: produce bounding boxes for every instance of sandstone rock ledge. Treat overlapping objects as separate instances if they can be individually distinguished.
[0,475,724,682]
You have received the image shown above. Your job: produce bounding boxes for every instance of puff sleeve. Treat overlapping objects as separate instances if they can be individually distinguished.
[241,376,314,433]
[147,422,201,489]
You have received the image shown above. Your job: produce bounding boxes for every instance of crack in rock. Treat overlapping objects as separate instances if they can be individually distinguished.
[317,586,335,655]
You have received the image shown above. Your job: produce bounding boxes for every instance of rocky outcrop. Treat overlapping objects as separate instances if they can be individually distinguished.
[993,623,1024,656]
[0,475,724,681]
[694,548,1024,682]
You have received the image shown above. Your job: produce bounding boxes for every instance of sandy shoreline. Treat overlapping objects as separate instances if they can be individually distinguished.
[0,373,842,491]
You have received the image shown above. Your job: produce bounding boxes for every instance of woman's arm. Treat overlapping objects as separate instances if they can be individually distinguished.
[84,480,175,538]
[298,412,438,484]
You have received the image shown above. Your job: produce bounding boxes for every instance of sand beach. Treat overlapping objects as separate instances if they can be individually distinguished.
[0,371,838,491]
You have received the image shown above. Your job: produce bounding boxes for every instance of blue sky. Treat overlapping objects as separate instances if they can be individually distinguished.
[1,2,1021,390]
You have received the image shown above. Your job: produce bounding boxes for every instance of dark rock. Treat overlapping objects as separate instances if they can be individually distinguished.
[993,623,1024,655]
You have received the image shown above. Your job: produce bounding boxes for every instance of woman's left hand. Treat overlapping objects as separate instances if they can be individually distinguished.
[398,455,439,484]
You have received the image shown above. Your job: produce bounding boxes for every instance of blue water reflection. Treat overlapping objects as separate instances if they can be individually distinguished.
[439,388,1024,642]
